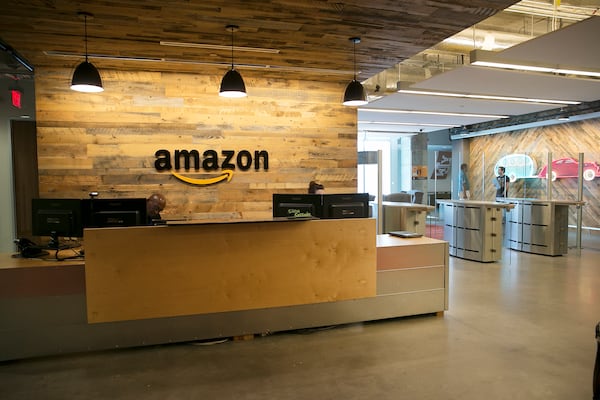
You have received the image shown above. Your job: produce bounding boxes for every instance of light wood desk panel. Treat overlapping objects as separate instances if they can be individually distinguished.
[84,218,376,323]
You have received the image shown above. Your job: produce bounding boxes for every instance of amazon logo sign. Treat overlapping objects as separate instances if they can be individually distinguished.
[154,149,269,186]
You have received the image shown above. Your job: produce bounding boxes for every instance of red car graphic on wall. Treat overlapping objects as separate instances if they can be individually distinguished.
[538,157,600,181]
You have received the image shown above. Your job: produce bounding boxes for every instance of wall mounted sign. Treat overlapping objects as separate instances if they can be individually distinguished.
[431,151,451,179]
[412,165,428,179]
[154,149,269,186]
[494,153,537,182]
[537,157,600,181]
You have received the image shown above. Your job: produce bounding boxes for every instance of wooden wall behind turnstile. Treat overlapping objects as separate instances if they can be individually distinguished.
[468,118,600,228]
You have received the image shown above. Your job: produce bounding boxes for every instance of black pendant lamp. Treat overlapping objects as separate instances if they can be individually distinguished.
[343,37,367,106]
[219,24,247,98]
[71,12,103,93]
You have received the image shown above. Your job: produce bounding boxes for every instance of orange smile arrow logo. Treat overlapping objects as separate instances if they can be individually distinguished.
[171,170,234,185]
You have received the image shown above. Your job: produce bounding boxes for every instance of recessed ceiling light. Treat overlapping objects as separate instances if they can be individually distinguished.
[358,121,458,128]
[398,88,581,105]
[470,49,600,78]
[365,108,509,119]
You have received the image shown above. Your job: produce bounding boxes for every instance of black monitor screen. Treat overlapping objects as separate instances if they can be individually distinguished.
[84,198,147,227]
[32,198,84,238]
[321,193,369,219]
[272,194,322,218]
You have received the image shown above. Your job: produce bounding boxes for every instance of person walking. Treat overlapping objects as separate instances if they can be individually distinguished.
[458,163,470,200]
[494,166,509,198]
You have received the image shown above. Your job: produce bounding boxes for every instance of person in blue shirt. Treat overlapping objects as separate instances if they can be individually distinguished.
[458,163,470,200]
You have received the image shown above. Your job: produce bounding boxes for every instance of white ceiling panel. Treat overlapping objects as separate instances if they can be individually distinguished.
[499,15,600,68]
[358,15,600,137]
[358,107,508,133]
[411,66,600,102]
[364,90,562,114]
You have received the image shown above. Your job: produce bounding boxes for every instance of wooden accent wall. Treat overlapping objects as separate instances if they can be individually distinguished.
[34,67,358,219]
[468,119,600,228]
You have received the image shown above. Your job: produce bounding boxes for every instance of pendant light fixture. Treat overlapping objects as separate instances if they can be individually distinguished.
[71,12,104,93]
[219,24,247,98]
[343,37,367,106]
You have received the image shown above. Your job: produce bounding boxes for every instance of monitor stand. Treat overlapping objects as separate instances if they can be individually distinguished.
[47,231,61,250]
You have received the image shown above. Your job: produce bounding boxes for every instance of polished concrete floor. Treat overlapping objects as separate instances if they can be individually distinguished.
[1,246,599,400]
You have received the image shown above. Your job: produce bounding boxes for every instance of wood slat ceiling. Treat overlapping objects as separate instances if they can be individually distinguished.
[1,0,520,81]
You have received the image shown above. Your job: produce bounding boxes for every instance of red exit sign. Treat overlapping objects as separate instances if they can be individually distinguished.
[11,89,22,108]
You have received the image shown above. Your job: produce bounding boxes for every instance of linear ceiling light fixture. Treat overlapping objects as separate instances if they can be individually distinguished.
[365,108,509,119]
[0,39,34,74]
[359,121,460,128]
[343,37,368,106]
[361,130,419,136]
[70,12,104,93]
[219,25,247,98]
[470,49,600,78]
[397,88,581,105]
[160,40,280,54]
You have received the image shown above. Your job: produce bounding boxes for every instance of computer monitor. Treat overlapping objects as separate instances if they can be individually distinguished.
[84,198,147,227]
[31,198,85,248]
[272,194,322,218]
[321,193,370,219]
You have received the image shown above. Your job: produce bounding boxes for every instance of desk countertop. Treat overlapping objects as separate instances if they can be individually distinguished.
[381,202,435,211]
[498,198,586,206]
[436,199,514,208]
[0,250,84,270]
[376,234,446,248]
[165,216,318,226]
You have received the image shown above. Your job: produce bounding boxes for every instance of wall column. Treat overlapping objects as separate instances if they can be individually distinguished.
[411,133,428,200]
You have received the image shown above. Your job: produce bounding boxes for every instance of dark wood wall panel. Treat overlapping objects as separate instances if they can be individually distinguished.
[469,119,600,228]
[34,67,357,219]
[11,120,39,238]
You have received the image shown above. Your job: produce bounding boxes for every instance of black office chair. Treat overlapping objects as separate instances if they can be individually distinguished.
[409,190,424,204]
[594,322,599,400]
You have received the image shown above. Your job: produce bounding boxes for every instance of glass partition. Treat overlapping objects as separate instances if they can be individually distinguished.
[580,150,600,250]
[466,149,599,252]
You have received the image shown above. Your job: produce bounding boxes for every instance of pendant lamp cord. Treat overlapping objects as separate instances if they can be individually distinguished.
[353,39,357,80]
[84,14,89,62]
[230,27,234,69]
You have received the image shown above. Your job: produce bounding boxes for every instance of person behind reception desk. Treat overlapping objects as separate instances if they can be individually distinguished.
[494,166,510,198]
[458,163,471,200]
[147,193,167,224]
[308,181,325,194]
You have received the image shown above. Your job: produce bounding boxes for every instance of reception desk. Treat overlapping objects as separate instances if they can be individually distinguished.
[0,218,448,361]
[85,218,376,323]
[438,200,513,262]
[498,198,584,256]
